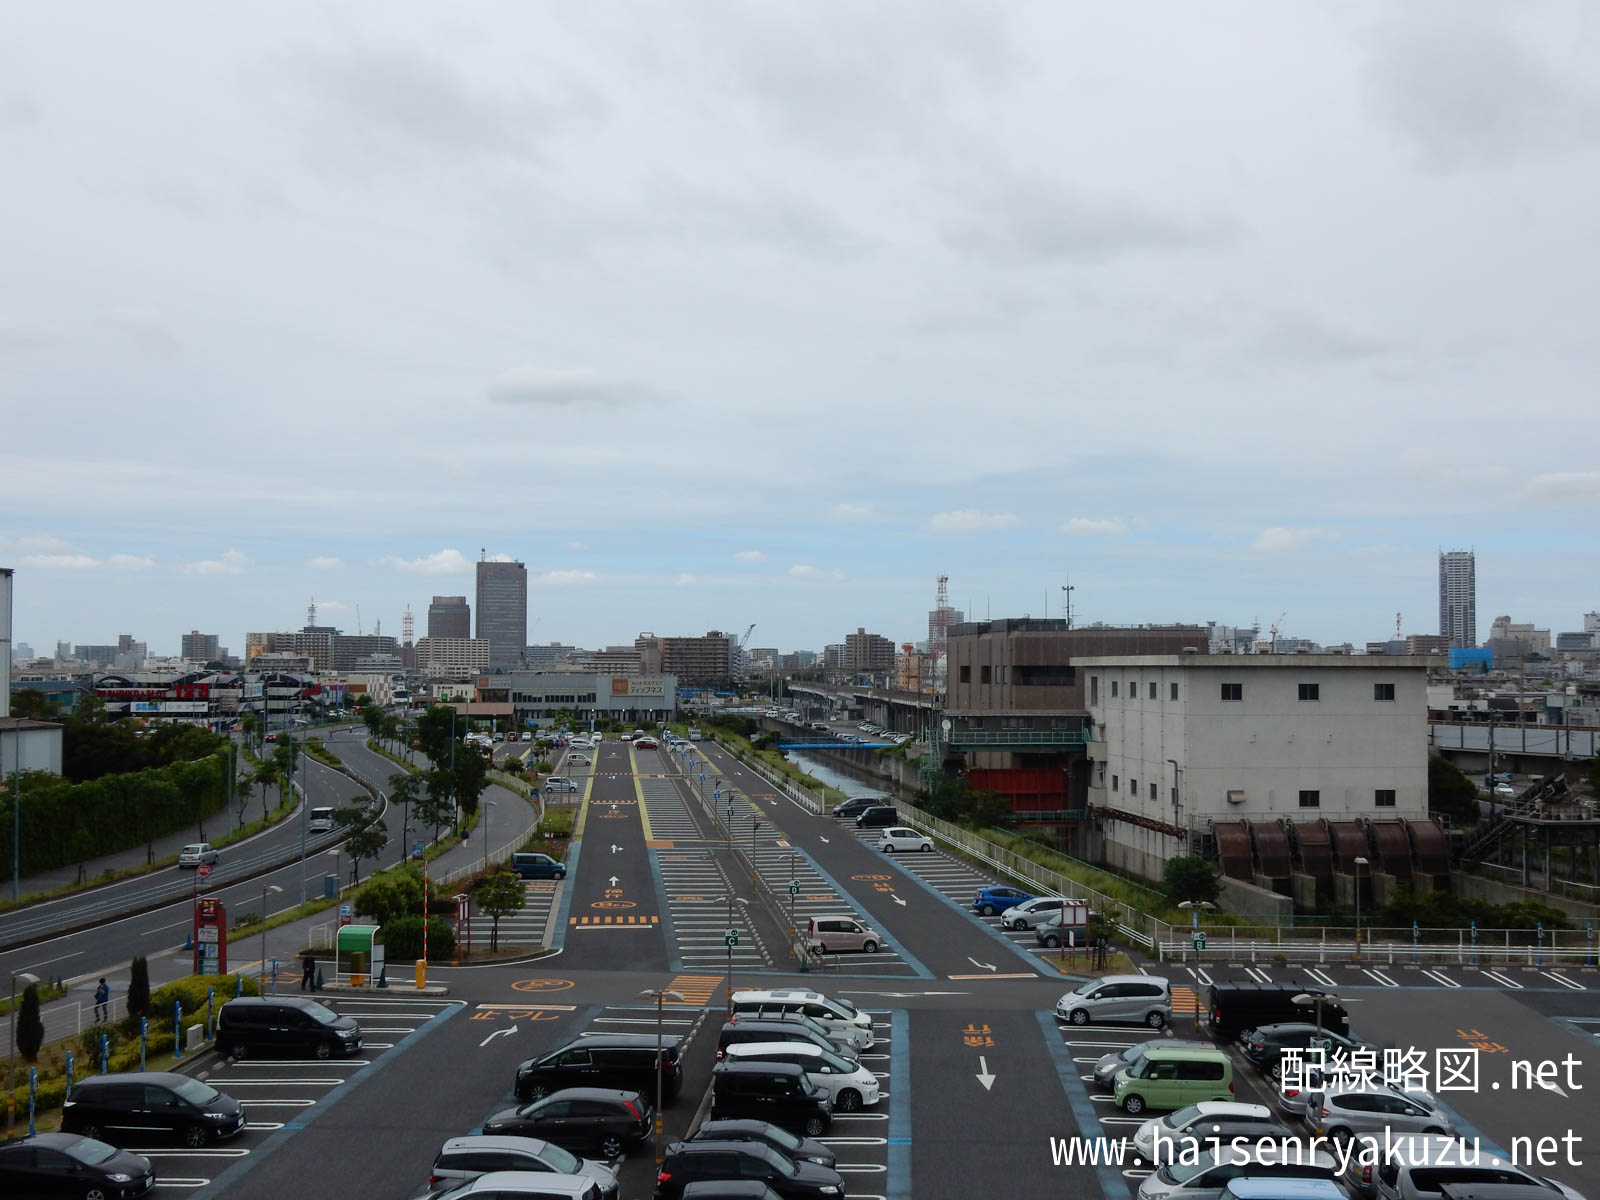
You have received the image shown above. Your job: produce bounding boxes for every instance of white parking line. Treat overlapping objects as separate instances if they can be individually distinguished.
[141,1149,251,1158]
[1302,968,1338,987]
[1421,970,1460,988]
[1361,968,1399,987]
[1541,971,1585,991]
[1479,969,1524,989]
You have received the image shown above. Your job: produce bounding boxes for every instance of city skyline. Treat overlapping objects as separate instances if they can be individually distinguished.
[3,4,1596,655]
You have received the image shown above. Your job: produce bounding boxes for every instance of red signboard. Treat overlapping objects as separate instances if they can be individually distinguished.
[192,897,228,976]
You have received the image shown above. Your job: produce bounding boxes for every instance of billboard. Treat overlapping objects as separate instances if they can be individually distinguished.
[624,678,665,697]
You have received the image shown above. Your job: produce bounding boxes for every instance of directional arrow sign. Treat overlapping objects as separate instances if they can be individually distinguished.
[968,957,996,971]
[892,895,906,906]
[479,1025,518,1047]
[609,876,620,887]
[611,844,622,854]
[976,1055,995,1090]
[818,836,829,844]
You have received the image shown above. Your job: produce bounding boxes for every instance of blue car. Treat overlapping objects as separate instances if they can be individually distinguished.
[972,886,1032,916]
[511,852,567,880]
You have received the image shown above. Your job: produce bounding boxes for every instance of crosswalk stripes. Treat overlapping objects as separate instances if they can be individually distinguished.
[462,878,561,951]
[1170,985,1200,1015]
[662,974,723,1006]
[569,915,662,925]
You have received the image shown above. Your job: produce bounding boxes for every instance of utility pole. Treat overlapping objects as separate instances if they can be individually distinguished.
[297,737,308,907]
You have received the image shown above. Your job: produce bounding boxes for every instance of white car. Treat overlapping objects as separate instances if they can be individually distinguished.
[1002,896,1082,930]
[543,777,579,793]
[568,753,591,765]
[1131,1101,1275,1164]
[722,1041,881,1111]
[878,827,932,853]
[178,843,219,868]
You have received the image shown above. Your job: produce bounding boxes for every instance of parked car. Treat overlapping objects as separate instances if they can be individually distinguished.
[1131,1101,1278,1162]
[569,753,592,765]
[830,798,880,821]
[177,843,218,868]
[420,1135,619,1200]
[1135,1142,1339,1200]
[1058,975,1173,1028]
[216,995,362,1060]
[515,1034,683,1103]
[877,827,932,853]
[654,1140,846,1200]
[1364,1135,1585,1200]
[1001,897,1079,930]
[1303,1083,1456,1141]
[1206,984,1350,1042]
[61,1072,246,1147]
[1034,906,1101,948]
[804,916,880,955]
[853,805,898,829]
[0,1131,156,1199]
[722,1042,880,1112]
[1221,1179,1346,1200]
[635,738,658,750]
[511,853,567,880]
[729,989,873,1049]
[1114,1046,1234,1114]
[1093,1040,1218,1092]
[970,885,1031,916]
[1240,1023,1378,1079]
[709,1062,833,1137]
[545,778,581,794]
[482,1089,653,1160]
[689,1120,836,1169]
[419,1171,606,1200]
[716,1018,858,1063]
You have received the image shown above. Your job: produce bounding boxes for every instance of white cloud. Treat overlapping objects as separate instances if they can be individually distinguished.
[107,554,154,569]
[567,540,588,551]
[487,367,648,407]
[379,548,471,575]
[485,552,516,562]
[1518,471,1600,507]
[1252,527,1339,553]
[184,548,251,575]
[20,554,100,569]
[1,534,74,554]
[674,572,696,586]
[832,503,873,521]
[787,564,845,581]
[930,509,1019,533]
[733,549,765,562]
[533,569,598,586]
[1060,517,1129,536]
[306,555,342,569]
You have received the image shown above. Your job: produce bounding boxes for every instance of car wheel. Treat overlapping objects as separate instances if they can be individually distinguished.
[1070,1009,1089,1026]
[184,1124,212,1148]
[981,904,996,916]
[1269,1060,1283,1080]
[1328,1127,1353,1145]
[816,943,829,955]
[862,940,878,954]
[1146,1011,1166,1029]
[225,1042,245,1061]
[882,845,894,853]
[600,1135,624,1159]
[836,1089,862,1112]
[85,1187,109,1200]
[80,1123,104,1141]
[919,843,932,852]
[804,1116,827,1136]
[526,1083,551,1101]
[315,1040,333,1060]
[1121,1093,1145,1114]
[1044,935,1059,948]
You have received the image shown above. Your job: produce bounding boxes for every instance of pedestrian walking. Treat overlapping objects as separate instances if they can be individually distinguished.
[94,978,110,1023]
[300,952,315,992]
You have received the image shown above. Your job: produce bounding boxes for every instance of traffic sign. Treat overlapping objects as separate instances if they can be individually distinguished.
[412,841,425,859]
[1192,932,1206,950]
[788,881,800,896]
[196,863,212,880]
[725,929,739,947]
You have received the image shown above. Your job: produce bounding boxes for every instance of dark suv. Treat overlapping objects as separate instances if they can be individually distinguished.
[61,1072,245,1147]
[216,995,362,1060]
[482,1089,654,1160]
[717,1019,858,1063]
[655,1140,846,1200]
[831,798,879,821]
[709,1062,832,1138]
[853,805,897,829]
[516,1033,684,1103]
[1241,1023,1378,1079]
[690,1120,836,1169]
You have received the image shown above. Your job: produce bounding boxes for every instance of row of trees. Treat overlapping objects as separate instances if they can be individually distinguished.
[10,690,228,783]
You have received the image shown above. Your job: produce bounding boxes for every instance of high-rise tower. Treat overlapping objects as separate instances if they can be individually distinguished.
[1438,550,1477,650]
[475,556,527,671]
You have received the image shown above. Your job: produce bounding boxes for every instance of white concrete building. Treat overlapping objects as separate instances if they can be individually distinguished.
[415,636,491,681]
[1080,653,1431,884]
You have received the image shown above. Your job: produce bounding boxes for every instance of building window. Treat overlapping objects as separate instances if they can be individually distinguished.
[1171,787,1179,805]
[1298,683,1320,702]
[959,665,970,684]
[1111,680,1118,698]
[1130,778,1138,797]
[1149,782,1157,800]
[1375,789,1396,808]
[1374,683,1395,702]
[1149,681,1157,700]
[1111,775,1119,792]
[1298,790,1320,808]
[1090,676,1099,705]
[980,665,991,685]
[1220,683,1242,702]
[1170,682,1179,701]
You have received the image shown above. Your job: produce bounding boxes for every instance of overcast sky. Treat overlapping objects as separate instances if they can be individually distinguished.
[3,1,1597,658]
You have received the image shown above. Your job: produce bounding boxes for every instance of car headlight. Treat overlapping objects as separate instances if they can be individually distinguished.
[205,1111,233,1120]
[820,1190,840,1196]
[106,1173,133,1183]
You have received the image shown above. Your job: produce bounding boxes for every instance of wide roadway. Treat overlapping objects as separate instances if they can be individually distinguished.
[166,735,1600,1200]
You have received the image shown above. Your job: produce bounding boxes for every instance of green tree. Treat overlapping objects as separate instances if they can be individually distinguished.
[449,748,489,822]
[11,688,55,721]
[335,804,388,884]
[362,704,383,742]
[354,864,428,924]
[126,955,151,1019]
[252,762,279,822]
[271,737,299,809]
[379,711,402,753]
[239,712,258,753]
[387,772,424,866]
[1162,855,1222,905]
[414,705,460,767]
[381,914,455,961]
[1428,755,1480,827]
[16,983,44,1062]
[421,768,455,839]
[476,870,526,951]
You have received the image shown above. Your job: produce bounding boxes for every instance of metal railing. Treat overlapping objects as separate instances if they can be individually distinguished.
[1158,933,1599,968]
[943,729,1088,747]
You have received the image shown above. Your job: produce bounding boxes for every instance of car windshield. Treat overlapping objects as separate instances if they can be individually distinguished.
[299,1000,339,1023]
[538,1143,581,1172]
[1070,980,1098,996]
[1167,1153,1222,1184]
[173,1078,219,1105]
[182,845,204,855]
[831,997,858,1016]
[1164,1104,1203,1130]
[759,1125,802,1152]
[64,1137,120,1165]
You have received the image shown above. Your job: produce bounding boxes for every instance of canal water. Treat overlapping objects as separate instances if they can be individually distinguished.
[784,750,897,800]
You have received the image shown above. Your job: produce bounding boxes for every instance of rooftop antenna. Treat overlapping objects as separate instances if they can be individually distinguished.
[307,597,317,628]
[356,604,362,636]
[480,547,487,562]
[1062,578,1075,629]
[1395,611,1403,639]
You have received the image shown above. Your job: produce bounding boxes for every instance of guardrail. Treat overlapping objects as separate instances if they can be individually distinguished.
[1157,938,1599,968]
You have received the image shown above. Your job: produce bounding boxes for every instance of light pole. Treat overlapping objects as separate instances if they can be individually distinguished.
[1292,990,1338,1038]
[638,987,685,1164]
[296,737,308,908]
[481,799,498,872]
[1178,899,1215,999]
[1353,856,1369,959]
[7,970,40,1136]
[260,884,283,995]
[717,895,750,1018]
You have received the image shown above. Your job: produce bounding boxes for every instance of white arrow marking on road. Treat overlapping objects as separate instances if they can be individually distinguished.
[892,896,906,906]
[611,844,622,854]
[977,1056,995,1090]
[968,957,996,971]
[609,875,620,887]
[1539,1079,1569,1098]
[818,836,829,844]
[479,1025,518,1047]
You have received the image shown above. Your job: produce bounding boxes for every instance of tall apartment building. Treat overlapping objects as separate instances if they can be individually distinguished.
[475,559,528,671]
[1438,550,1477,650]
[180,631,220,661]
[525,642,577,668]
[415,636,491,680]
[844,627,895,673]
[633,631,732,684]
[331,635,399,672]
[427,595,471,639]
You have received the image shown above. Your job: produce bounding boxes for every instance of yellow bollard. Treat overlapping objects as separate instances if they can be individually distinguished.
[415,959,427,989]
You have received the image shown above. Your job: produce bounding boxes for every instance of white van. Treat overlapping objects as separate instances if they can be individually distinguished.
[729,988,874,1050]
[723,1041,881,1112]
[308,807,335,833]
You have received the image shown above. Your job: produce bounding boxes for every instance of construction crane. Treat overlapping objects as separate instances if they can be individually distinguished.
[738,622,756,650]
[1269,613,1286,651]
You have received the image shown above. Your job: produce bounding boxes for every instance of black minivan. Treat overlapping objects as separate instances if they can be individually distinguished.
[709,1061,832,1137]
[716,1019,859,1062]
[216,996,362,1060]
[515,1033,684,1103]
[853,805,898,829]
[61,1072,245,1147]
[1205,982,1350,1041]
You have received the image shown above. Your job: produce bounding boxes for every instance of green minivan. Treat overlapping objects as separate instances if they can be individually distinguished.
[1114,1045,1234,1114]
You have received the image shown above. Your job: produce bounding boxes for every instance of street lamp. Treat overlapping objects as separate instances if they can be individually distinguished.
[716,895,751,1018]
[1292,991,1338,1037]
[1352,856,1369,959]
[481,799,498,872]
[7,970,40,1136]
[260,884,284,995]
[638,987,685,1164]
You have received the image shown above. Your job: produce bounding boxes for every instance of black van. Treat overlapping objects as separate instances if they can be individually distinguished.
[515,1032,684,1103]
[1205,982,1349,1042]
[709,1061,832,1137]
[854,805,898,829]
[61,1071,246,1147]
[717,1019,859,1062]
[216,996,363,1060]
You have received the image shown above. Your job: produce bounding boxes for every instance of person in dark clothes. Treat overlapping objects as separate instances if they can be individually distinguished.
[301,952,315,991]
[94,978,110,1023]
